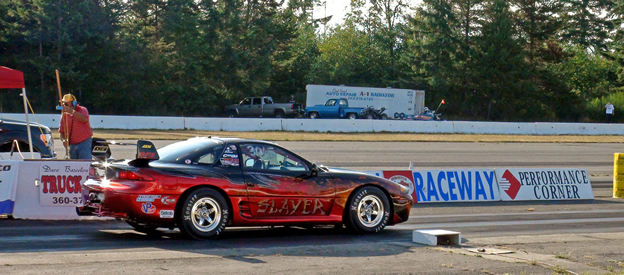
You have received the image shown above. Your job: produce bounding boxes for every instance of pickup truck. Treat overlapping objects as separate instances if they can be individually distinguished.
[305,98,363,119]
[224,96,300,118]
[0,118,55,158]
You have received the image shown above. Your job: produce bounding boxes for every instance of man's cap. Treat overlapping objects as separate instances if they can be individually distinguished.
[62,94,76,102]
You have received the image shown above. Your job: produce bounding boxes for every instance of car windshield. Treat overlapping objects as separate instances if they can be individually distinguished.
[158,139,224,164]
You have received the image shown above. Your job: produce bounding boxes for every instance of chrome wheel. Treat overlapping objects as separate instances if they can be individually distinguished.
[357,195,383,228]
[191,198,221,232]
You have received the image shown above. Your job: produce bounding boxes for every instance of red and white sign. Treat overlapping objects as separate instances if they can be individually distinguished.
[496,168,593,201]
[39,162,90,207]
[382,170,417,202]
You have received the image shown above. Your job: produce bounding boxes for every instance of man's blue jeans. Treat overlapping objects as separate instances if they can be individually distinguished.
[70,138,92,160]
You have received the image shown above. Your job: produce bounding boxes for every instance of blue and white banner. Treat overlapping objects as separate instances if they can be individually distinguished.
[412,169,500,203]
[496,168,594,201]
[0,160,20,215]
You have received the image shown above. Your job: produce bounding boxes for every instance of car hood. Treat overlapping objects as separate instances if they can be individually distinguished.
[0,118,51,132]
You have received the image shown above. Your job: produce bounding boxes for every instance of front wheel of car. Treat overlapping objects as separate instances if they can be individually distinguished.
[346,186,390,233]
[178,188,229,239]
[347,113,357,120]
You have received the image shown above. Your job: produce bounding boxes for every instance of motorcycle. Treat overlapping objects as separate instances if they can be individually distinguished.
[413,107,442,121]
[361,106,388,120]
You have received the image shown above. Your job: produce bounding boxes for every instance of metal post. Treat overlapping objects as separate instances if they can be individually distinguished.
[21,88,34,158]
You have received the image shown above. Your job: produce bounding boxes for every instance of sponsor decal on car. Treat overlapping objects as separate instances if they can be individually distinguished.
[136,195,161,202]
[141,202,156,214]
[138,151,156,159]
[160,196,176,205]
[159,210,174,218]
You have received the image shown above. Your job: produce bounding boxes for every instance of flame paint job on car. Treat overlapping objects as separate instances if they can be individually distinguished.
[79,138,412,230]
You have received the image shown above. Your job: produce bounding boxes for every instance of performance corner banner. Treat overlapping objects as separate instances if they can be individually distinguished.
[496,168,593,201]
[39,161,90,207]
[0,160,20,215]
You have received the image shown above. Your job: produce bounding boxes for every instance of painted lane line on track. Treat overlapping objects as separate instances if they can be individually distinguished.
[395,217,624,230]
[408,209,624,219]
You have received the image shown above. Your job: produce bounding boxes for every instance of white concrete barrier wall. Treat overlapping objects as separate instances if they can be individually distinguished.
[452,121,537,135]
[2,113,623,135]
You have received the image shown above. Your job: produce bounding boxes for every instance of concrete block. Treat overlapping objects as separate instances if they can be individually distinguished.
[412,229,461,246]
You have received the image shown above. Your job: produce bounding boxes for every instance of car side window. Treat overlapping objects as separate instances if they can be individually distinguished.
[219,144,240,167]
[325,99,336,106]
[240,98,251,105]
[264,97,272,104]
[339,99,347,106]
[252,98,261,105]
[197,144,225,165]
[240,143,308,173]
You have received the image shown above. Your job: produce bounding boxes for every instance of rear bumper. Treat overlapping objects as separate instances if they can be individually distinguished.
[78,179,179,224]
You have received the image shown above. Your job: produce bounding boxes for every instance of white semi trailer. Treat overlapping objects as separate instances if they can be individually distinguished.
[305,84,425,119]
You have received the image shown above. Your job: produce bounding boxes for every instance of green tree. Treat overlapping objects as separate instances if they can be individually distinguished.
[476,0,534,120]
[559,0,615,52]
[309,22,387,86]
[406,0,460,114]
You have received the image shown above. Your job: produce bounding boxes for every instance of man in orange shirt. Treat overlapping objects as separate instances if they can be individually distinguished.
[59,94,93,159]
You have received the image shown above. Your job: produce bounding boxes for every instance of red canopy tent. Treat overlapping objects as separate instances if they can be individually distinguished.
[0,66,25,89]
[0,66,35,156]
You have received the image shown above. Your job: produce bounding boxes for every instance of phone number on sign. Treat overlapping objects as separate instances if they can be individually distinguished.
[51,196,83,205]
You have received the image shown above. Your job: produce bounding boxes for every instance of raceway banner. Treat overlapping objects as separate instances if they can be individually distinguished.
[370,170,418,202]
[496,168,594,201]
[0,160,20,214]
[413,169,501,203]
[39,161,90,207]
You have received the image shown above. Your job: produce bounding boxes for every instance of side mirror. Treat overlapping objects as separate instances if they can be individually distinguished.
[309,164,319,177]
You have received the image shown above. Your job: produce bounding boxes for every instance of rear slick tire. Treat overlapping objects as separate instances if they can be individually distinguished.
[346,186,390,233]
[178,188,229,239]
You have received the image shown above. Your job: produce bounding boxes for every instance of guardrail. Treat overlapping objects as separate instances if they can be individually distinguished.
[1,113,622,135]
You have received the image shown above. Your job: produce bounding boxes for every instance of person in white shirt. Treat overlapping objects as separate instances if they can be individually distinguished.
[605,102,614,122]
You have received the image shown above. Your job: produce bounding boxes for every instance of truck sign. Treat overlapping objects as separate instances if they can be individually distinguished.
[306,85,425,119]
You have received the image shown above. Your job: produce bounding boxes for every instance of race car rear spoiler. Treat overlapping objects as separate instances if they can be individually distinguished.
[136,140,159,161]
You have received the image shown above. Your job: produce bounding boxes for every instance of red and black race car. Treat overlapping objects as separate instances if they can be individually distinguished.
[79,137,413,239]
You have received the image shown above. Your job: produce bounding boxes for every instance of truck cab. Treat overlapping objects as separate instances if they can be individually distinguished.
[305,98,363,119]
[225,96,296,118]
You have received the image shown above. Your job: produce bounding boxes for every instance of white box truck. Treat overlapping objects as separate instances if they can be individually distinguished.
[305,84,425,119]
